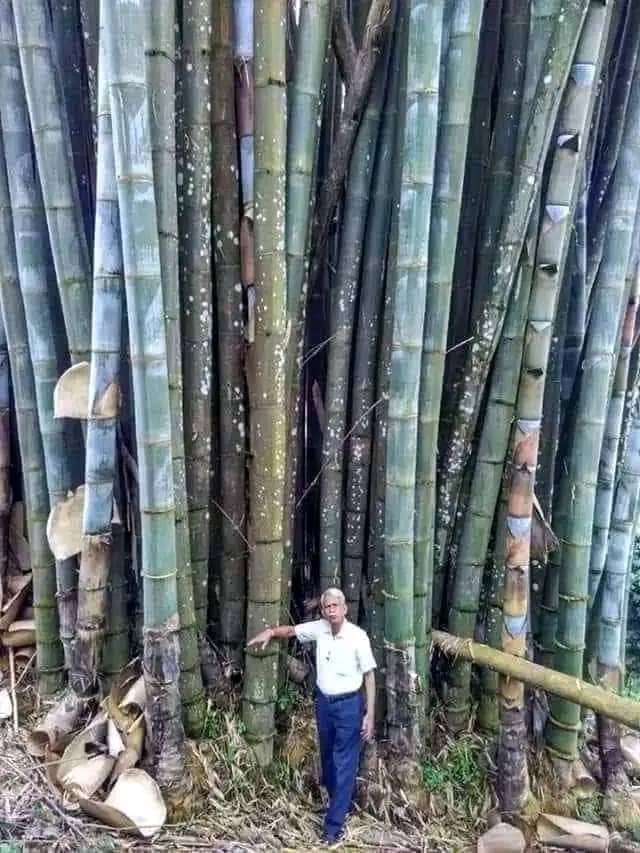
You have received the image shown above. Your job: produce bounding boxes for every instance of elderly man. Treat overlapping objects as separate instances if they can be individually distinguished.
[247,587,376,844]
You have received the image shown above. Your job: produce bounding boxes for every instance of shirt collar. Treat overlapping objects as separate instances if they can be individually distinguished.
[323,618,348,638]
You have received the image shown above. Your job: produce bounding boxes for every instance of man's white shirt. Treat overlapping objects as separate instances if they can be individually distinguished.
[294,619,376,696]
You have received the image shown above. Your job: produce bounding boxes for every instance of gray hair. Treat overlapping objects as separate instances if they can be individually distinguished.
[321,587,346,607]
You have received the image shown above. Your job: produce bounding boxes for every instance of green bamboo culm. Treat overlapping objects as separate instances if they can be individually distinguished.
[103,0,191,797]
[144,0,205,736]
[597,397,640,691]
[12,0,92,365]
[0,107,63,695]
[546,46,640,762]
[286,0,332,320]
[588,243,640,612]
[282,0,333,623]
[434,0,591,600]
[1,1,79,668]
[179,0,214,645]
[585,258,640,673]
[488,0,613,724]
[384,0,443,752]
[448,265,531,732]
[324,2,393,604]
[364,13,404,724]
[437,0,561,617]
[469,0,528,324]
[415,0,483,694]
[343,14,397,614]
[242,0,287,768]
[213,0,247,665]
[73,0,127,694]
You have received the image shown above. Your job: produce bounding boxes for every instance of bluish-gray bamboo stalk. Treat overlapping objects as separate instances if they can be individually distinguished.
[320,2,391,594]
[48,0,95,247]
[469,0,529,325]
[103,0,189,795]
[73,2,125,695]
[384,0,443,751]
[546,48,640,761]
[415,0,483,685]
[0,2,79,668]
[446,262,532,731]
[145,0,205,736]
[434,0,590,589]
[0,115,63,694]
[598,396,640,692]
[589,242,640,611]
[344,16,399,614]
[12,0,92,365]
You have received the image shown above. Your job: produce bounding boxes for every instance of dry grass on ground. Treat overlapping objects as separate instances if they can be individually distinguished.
[0,666,495,852]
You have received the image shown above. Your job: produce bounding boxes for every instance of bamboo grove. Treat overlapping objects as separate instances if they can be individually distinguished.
[1,0,640,818]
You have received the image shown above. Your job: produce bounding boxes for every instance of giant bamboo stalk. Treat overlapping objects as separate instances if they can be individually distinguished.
[433,630,640,731]
[414,0,483,691]
[498,3,614,798]
[321,0,392,597]
[233,0,254,288]
[145,0,205,735]
[12,0,92,366]
[179,0,213,646]
[48,0,96,248]
[588,248,640,610]
[560,174,588,414]
[434,0,590,598]
[0,117,63,694]
[79,0,99,135]
[446,261,531,731]
[445,0,502,400]
[344,15,399,614]
[103,0,190,798]
[286,0,332,322]
[242,0,287,768]
[282,0,333,623]
[469,0,529,326]
[598,397,640,692]
[213,0,246,665]
[0,4,79,668]
[365,12,404,724]
[473,4,611,742]
[546,47,640,761]
[384,0,443,752]
[587,2,640,289]
[72,1,125,695]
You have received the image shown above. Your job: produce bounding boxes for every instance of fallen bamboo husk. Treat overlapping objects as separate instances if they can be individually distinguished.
[432,631,640,729]
[79,768,166,838]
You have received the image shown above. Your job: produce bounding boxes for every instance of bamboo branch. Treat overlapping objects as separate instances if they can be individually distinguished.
[432,630,640,730]
[332,0,356,82]
[311,0,391,278]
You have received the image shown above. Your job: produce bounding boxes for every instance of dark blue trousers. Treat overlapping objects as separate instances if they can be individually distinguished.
[315,689,364,839]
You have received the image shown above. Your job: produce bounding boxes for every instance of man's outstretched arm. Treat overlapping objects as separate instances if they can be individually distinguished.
[247,625,296,650]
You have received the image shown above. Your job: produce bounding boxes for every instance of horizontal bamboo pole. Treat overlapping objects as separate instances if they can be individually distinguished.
[432,631,640,730]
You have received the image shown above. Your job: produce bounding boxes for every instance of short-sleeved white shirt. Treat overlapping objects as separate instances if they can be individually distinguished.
[294,618,376,696]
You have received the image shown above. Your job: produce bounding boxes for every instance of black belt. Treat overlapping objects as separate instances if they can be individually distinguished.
[316,688,361,703]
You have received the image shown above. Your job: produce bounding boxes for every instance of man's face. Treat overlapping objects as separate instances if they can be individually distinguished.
[322,595,347,627]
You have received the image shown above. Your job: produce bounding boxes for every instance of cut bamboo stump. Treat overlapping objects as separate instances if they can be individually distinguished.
[432,631,640,730]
